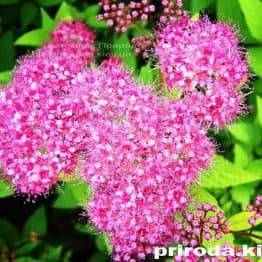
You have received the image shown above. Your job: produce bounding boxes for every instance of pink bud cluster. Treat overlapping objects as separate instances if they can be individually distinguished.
[178,204,229,248]
[155,16,249,128]
[97,0,155,32]
[247,195,262,225]
[0,21,95,195]
[160,0,184,24]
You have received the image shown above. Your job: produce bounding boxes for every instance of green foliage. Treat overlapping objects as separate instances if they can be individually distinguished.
[52,182,92,209]
[0,179,13,198]
[84,5,108,29]
[249,48,262,78]
[15,29,50,47]
[23,207,47,237]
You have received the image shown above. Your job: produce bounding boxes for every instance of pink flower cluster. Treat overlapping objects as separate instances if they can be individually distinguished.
[79,58,214,261]
[156,16,249,128]
[0,21,95,195]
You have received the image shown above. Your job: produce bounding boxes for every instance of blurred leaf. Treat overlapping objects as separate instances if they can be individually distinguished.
[189,184,218,207]
[16,241,41,256]
[41,245,63,261]
[245,159,262,178]
[139,61,156,84]
[251,231,262,244]
[37,0,62,7]
[254,78,262,96]
[53,182,92,209]
[113,33,137,69]
[191,0,214,14]
[227,120,261,147]
[0,179,13,198]
[20,2,38,29]
[217,0,255,43]
[23,207,47,237]
[85,4,108,29]
[16,257,39,262]
[256,95,262,126]
[0,31,15,71]
[75,223,98,235]
[231,184,255,210]
[15,29,49,47]
[233,143,252,168]
[200,155,261,188]
[0,70,12,84]
[41,8,55,31]
[238,0,262,41]
[95,234,112,254]
[55,2,73,21]
[249,48,262,77]
[0,219,19,246]
[0,0,18,4]
[228,211,261,231]
[163,87,182,100]
[89,253,108,262]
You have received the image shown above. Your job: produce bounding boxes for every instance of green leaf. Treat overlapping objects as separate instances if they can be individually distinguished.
[41,245,63,261]
[75,223,98,235]
[231,184,255,210]
[203,233,234,248]
[0,219,19,246]
[256,95,262,126]
[0,31,15,71]
[16,242,41,257]
[139,61,156,85]
[95,234,112,254]
[37,0,62,7]
[15,29,49,47]
[228,211,261,231]
[23,207,47,237]
[20,2,38,29]
[189,184,218,207]
[254,79,262,96]
[227,120,261,147]
[245,159,262,178]
[85,5,108,29]
[191,0,214,14]
[238,0,262,41]
[200,155,261,188]
[233,143,252,168]
[0,179,13,198]
[0,70,12,84]
[113,33,137,70]
[55,2,73,21]
[249,48,262,77]
[0,0,19,4]
[53,182,92,209]
[41,8,55,31]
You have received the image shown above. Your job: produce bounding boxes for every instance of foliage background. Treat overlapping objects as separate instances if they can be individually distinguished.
[0,0,261,261]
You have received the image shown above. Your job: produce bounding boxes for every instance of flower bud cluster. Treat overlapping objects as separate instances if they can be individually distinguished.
[247,195,262,225]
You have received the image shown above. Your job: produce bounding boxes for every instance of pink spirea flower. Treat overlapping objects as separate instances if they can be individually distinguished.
[155,16,248,128]
[0,21,95,195]
[72,58,214,261]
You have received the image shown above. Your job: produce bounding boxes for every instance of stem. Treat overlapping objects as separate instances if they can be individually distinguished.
[230,231,262,240]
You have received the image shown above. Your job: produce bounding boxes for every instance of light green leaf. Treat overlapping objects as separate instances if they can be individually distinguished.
[55,2,73,21]
[200,155,261,188]
[41,8,55,31]
[191,0,214,15]
[228,211,261,231]
[238,0,262,41]
[0,179,13,198]
[95,234,113,254]
[231,184,255,210]
[227,120,261,147]
[0,70,12,84]
[53,182,92,209]
[139,61,156,85]
[233,143,252,168]
[23,207,47,237]
[256,95,262,126]
[249,48,262,77]
[113,33,137,69]
[203,233,234,249]
[245,159,262,178]
[15,29,49,47]
[37,0,62,7]
[85,5,108,29]
[254,79,262,96]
